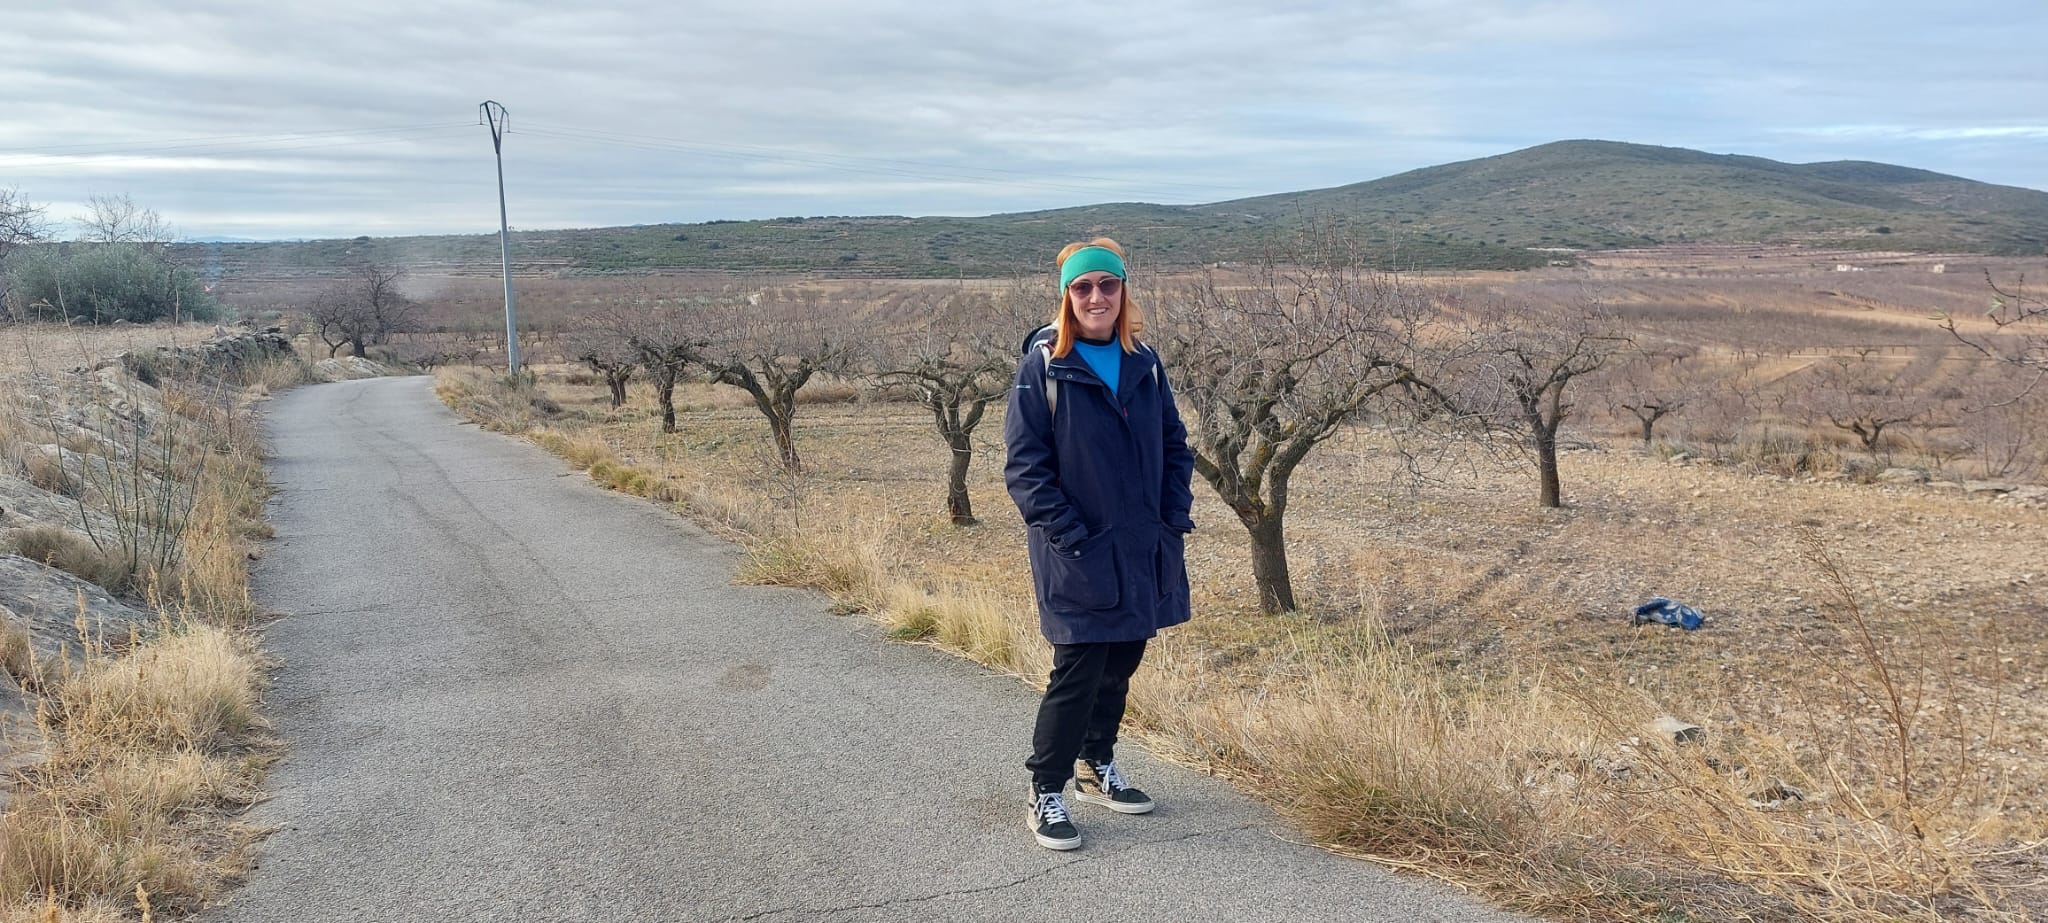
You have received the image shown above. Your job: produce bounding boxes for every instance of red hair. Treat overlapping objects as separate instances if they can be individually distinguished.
[1050,237,1142,357]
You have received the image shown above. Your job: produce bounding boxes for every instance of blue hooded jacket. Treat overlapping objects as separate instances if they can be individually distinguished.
[1004,336,1196,644]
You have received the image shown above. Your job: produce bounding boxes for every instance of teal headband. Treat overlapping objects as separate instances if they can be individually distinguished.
[1059,246,1127,290]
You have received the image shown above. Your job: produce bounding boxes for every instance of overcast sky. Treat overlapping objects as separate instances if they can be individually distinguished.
[4,1,2044,241]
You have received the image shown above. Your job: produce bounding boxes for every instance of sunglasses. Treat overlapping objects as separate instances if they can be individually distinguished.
[1067,277,1123,299]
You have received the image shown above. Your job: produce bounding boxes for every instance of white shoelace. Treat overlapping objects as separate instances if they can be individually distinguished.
[1036,791,1071,824]
[1093,761,1128,792]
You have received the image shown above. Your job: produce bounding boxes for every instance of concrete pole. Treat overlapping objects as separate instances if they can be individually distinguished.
[481,101,521,374]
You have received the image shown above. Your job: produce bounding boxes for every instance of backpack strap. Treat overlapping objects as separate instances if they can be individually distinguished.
[1037,342,1058,417]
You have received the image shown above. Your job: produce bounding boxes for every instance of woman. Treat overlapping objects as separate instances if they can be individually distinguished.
[1003,238,1196,851]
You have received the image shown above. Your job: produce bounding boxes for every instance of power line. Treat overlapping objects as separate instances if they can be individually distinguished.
[0,122,474,157]
[511,126,1132,197]
[510,123,1253,202]
[520,121,1246,195]
[0,127,477,170]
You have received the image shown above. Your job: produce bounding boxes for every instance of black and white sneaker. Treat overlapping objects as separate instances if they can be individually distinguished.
[1028,786,1081,850]
[1075,759,1155,814]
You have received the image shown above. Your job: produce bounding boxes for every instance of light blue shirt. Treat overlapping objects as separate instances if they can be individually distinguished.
[1073,340,1122,395]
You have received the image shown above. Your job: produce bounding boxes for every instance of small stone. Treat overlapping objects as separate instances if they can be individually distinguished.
[1650,716,1703,745]
[1748,781,1808,809]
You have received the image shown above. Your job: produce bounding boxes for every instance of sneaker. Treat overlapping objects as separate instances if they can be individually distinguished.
[1074,759,1155,814]
[1028,786,1081,850]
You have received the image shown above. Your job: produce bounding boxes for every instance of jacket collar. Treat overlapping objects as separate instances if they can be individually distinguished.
[1046,343,1152,403]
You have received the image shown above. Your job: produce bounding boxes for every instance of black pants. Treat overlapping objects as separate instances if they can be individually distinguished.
[1026,639,1148,789]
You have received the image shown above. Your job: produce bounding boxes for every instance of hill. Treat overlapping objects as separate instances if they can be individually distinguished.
[1204,140,2048,254]
[176,140,2048,279]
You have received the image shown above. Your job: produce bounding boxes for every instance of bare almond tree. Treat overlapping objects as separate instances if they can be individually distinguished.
[1940,271,2048,373]
[0,187,47,255]
[309,264,419,358]
[565,324,638,409]
[79,193,172,248]
[1465,300,1628,508]
[1796,353,1937,458]
[875,281,1045,525]
[1956,388,2048,480]
[1605,345,1696,448]
[608,295,704,434]
[1155,235,1451,613]
[695,286,856,472]
[309,287,373,358]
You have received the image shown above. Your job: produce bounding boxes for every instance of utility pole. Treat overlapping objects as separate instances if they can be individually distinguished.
[480,100,521,374]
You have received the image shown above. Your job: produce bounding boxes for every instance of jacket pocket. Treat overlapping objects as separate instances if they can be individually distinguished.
[1044,531,1120,611]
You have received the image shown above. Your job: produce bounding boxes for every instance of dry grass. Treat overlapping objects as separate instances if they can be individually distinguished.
[4,527,125,592]
[0,325,227,380]
[50,625,261,750]
[0,322,293,920]
[234,356,313,396]
[0,624,269,922]
[166,423,273,627]
[0,620,32,682]
[442,352,2044,921]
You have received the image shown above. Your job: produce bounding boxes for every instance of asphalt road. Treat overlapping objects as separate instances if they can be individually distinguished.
[211,376,1529,922]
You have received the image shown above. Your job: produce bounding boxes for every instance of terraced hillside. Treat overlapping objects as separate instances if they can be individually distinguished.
[172,140,2048,280]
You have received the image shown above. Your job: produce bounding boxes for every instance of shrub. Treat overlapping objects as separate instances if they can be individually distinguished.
[6,243,224,324]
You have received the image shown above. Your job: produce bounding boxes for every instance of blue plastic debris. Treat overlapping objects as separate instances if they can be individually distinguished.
[1632,597,1704,630]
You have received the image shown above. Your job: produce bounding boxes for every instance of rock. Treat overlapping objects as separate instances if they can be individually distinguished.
[1650,715,1703,745]
[1964,480,2018,495]
[115,331,296,382]
[0,555,157,668]
[2011,486,2048,504]
[1877,467,1928,484]
[0,474,120,537]
[1748,780,1808,809]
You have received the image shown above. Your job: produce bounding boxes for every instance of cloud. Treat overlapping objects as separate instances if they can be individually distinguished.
[1788,125,2048,142]
[3,0,2042,239]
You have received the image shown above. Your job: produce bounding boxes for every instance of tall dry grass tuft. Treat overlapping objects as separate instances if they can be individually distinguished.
[51,625,260,751]
[0,623,268,921]
[436,367,559,434]
[5,526,126,592]
[171,447,268,627]
[878,582,1038,675]
[735,518,888,602]
[236,356,313,395]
